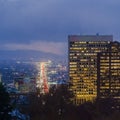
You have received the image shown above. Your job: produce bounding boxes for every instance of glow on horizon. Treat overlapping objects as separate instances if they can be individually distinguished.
[4,41,67,55]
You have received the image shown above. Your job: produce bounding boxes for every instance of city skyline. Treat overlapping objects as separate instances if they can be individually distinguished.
[0,0,120,58]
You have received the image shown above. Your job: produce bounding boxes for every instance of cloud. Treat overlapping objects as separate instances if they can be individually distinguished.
[4,41,67,55]
[0,0,120,45]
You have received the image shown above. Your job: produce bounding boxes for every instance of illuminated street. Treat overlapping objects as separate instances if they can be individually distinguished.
[37,62,49,94]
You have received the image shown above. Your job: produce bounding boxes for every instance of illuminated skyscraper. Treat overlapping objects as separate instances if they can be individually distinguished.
[68,35,113,104]
[97,41,120,106]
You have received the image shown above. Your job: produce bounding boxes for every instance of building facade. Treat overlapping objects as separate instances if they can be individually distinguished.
[68,35,113,104]
[97,42,120,107]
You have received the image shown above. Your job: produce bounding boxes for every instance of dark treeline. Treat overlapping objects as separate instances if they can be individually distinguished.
[21,85,120,120]
[0,83,120,120]
[0,83,12,120]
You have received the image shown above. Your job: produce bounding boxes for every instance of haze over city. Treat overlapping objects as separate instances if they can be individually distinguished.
[0,1,120,120]
[0,0,120,60]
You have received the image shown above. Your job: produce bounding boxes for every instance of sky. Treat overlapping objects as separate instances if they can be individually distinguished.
[0,0,120,55]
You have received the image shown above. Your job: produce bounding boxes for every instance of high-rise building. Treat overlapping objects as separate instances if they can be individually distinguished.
[68,35,113,104]
[97,41,120,106]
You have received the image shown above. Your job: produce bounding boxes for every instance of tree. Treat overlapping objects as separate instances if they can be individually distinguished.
[22,84,75,120]
[41,84,75,120]
[0,82,12,120]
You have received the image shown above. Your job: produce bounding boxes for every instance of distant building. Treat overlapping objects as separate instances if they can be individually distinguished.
[97,41,120,106]
[15,76,36,93]
[68,35,113,104]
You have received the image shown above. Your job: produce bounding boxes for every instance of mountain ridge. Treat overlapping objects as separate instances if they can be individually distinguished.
[0,50,66,61]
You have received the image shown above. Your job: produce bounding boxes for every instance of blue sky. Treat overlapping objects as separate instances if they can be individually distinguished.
[0,0,120,55]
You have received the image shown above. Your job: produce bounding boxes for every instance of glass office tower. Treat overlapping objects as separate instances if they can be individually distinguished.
[68,35,113,104]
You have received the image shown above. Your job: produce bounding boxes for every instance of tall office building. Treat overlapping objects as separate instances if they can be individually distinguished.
[68,35,113,104]
[97,41,120,106]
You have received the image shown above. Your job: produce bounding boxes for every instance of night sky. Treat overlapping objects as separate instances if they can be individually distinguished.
[0,0,120,55]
